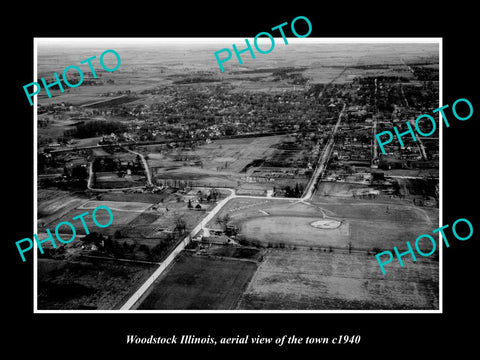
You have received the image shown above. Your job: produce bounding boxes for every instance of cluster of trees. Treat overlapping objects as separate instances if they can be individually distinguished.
[39,175,88,190]
[216,213,231,230]
[94,218,187,262]
[65,120,127,139]
[172,76,219,85]
[412,66,438,81]
[402,84,438,110]
[283,183,304,197]
[272,68,308,85]
[63,164,88,179]
[140,216,186,261]
[92,155,143,176]
[215,213,239,237]
[195,188,220,202]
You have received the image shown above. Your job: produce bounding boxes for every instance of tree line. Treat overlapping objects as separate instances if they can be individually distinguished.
[64,120,127,138]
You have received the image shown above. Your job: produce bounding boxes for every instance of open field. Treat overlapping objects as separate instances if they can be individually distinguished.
[37,190,92,230]
[45,199,154,236]
[146,135,310,192]
[310,199,434,223]
[205,197,292,229]
[237,248,439,310]
[349,219,437,251]
[93,172,145,189]
[240,215,349,248]
[186,136,286,173]
[78,199,153,212]
[207,196,438,254]
[136,252,258,309]
[315,182,370,197]
[38,190,89,221]
[96,191,170,204]
[149,136,283,173]
[38,258,157,310]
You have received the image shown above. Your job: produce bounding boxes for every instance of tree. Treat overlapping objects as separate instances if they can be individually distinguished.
[225,225,238,238]
[138,244,150,257]
[216,214,231,231]
[284,185,292,197]
[82,232,103,244]
[135,155,142,170]
[223,213,231,224]
[294,183,300,197]
[151,242,167,261]
[215,215,224,228]
[174,215,186,235]
[72,165,88,180]
[210,188,219,201]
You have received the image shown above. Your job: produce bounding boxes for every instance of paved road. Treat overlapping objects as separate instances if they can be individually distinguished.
[302,103,345,201]
[372,78,378,162]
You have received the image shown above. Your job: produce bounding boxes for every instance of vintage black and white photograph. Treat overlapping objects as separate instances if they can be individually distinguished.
[34,37,440,311]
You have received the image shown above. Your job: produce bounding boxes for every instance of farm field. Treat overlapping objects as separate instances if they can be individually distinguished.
[37,258,157,310]
[136,252,258,310]
[46,199,154,236]
[37,189,89,225]
[237,248,439,310]
[39,195,211,240]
